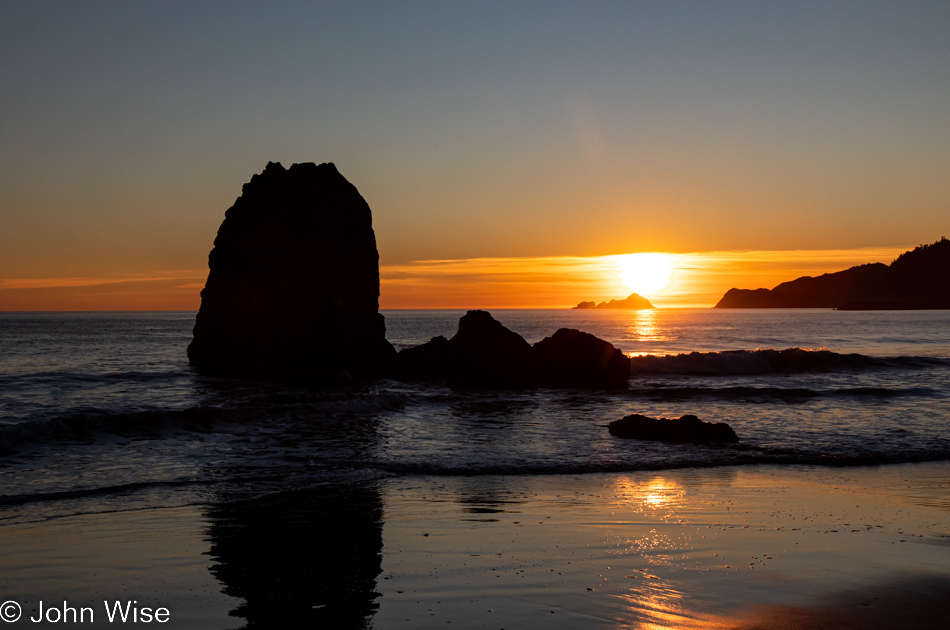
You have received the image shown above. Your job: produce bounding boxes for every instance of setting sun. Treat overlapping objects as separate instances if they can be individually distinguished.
[616,253,674,296]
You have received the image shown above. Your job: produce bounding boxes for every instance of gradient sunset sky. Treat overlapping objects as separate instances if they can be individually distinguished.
[2,1,948,310]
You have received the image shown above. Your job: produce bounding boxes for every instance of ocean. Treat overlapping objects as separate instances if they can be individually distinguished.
[1,308,947,525]
[2,309,950,628]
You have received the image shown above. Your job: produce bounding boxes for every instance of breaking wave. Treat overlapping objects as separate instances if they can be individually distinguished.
[0,392,411,453]
[367,445,950,476]
[629,348,948,376]
[626,385,936,402]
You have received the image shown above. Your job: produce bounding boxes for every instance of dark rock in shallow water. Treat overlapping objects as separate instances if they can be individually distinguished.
[608,414,739,444]
[444,310,534,388]
[532,328,630,389]
[393,311,631,389]
[188,161,395,379]
[392,335,450,379]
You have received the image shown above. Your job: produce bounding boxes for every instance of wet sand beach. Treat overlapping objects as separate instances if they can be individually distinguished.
[2,462,948,628]
[0,506,237,628]
[376,462,950,628]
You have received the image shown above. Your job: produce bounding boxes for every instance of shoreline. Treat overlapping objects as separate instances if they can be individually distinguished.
[1,461,948,628]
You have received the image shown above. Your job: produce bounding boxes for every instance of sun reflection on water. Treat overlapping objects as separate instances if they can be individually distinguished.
[614,476,687,513]
[615,585,695,630]
[622,309,670,346]
[608,476,697,628]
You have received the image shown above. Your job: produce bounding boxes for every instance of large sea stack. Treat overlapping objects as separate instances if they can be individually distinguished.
[188,162,395,379]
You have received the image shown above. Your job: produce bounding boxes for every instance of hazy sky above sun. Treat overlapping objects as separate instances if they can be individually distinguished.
[1,1,948,310]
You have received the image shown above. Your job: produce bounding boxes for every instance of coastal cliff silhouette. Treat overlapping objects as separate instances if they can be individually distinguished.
[716,238,950,309]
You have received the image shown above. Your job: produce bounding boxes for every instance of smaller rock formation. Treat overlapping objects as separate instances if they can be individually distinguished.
[608,414,738,444]
[573,293,654,310]
[444,310,535,388]
[532,328,630,389]
[393,311,631,389]
[392,335,450,380]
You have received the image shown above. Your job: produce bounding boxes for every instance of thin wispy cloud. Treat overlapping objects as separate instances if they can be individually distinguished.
[0,270,207,291]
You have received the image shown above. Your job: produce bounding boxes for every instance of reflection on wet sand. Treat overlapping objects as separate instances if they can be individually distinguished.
[683,575,950,630]
[371,466,950,628]
[616,586,693,630]
[614,475,686,512]
[206,482,383,629]
[610,475,692,629]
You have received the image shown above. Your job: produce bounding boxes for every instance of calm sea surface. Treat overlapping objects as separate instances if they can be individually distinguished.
[0,309,948,525]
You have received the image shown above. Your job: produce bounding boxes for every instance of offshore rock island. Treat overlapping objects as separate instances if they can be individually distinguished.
[188,162,395,379]
[573,293,654,310]
[716,238,950,309]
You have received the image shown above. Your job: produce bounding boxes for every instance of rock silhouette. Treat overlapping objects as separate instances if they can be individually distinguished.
[573,293,654,309]
[532,328,631,389]
[392,335,451,380]
[609,414,739,444]
[188,162,395,379]
[394,311,630,389]
[716,238,950,309]
[445,310,535,389]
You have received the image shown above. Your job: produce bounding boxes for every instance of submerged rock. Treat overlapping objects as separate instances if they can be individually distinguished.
[532,328,630,389]
[188,161,395,379]
[608,414,739,444]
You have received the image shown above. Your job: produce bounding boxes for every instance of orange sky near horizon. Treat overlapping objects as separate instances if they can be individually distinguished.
[0,246,912,312]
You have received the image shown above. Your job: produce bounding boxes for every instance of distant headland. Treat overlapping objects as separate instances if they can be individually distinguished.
[715,238,950,309]
[573,293,654,310]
